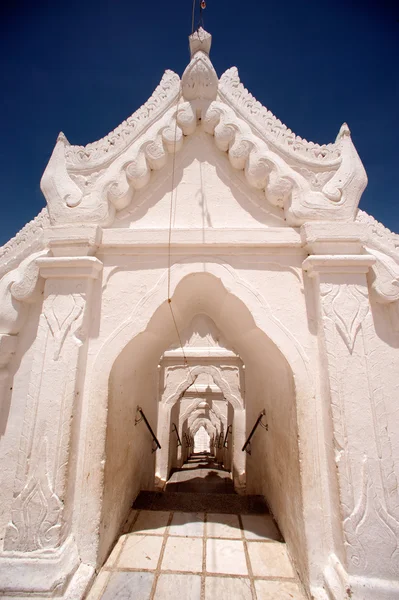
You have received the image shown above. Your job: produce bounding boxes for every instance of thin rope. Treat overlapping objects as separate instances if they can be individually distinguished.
[191,0,196,34]
[191,0,206,34]
[166,97,201,395]
[167,95,181,302]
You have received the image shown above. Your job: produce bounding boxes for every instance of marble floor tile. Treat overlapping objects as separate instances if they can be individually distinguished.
[247,541,295,578]
[255,579,306,599]
[118,534,163,570]
[205,575,252,599]
[154,573,202,600]
[85,571,110,600]
[169,511,204,537]
[131,510,170,536]
[206,513,241,539]
[241,514,281,541]
[206,538,248,575]
[105,536,126,568]
[121,510,137,534]
[161,536,203,572]
[100,571,154,600]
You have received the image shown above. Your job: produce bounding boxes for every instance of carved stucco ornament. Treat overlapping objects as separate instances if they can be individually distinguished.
[39,27,368,230]
[0,251,45,335]
[181,28,218,103]
[5,438,62,552]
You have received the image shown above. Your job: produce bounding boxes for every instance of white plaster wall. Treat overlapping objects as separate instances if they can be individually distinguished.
[243,331,304,573]
[0,300,43,549]
[114,132,285,230]
[99,337,160,564]
[369,300,399,483]
[168,400,180,475]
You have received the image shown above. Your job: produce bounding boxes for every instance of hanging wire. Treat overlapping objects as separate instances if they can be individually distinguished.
[166,96,201,397]
[191,0,206,34]
[191,0,196,33]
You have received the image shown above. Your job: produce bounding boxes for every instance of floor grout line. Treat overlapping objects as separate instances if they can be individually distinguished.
[201,513,207,600]
[239,514,258,600]
[86,508,141,599]
[148,510,174,600]
[88,502,305,599]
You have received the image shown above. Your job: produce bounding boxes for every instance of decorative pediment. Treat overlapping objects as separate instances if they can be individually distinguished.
[4,28,399,305]
[40,27,367,229]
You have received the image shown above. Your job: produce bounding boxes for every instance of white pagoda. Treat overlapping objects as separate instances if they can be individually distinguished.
[0,27,399,599]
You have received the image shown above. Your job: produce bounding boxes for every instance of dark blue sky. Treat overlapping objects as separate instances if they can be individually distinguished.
[1,0,398,245]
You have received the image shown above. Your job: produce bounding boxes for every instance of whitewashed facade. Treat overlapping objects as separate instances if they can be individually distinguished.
[1,28,399,599]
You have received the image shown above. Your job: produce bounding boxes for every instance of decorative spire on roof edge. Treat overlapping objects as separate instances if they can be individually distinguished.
[336,122,351,141]
[182,28,218,102]
[189,27,212,57]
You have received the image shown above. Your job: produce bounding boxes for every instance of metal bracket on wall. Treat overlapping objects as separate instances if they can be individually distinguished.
[242,409,268,455]
[172,422,182,447]
[135,406,161,453]
[223,424,233,448]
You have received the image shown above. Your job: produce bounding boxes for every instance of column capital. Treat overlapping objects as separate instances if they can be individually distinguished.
[302,255,375,277]
[36,256,103,279]
[44,225,102,257]
[300,222,368,255]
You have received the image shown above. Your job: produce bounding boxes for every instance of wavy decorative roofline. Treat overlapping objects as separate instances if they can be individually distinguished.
[219,67,341,166]
[0,207,49,278]
[65,70,181,171]
[356,209,399,249]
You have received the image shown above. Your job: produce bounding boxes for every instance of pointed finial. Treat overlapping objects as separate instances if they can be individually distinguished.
[57,131,70,145]
[336,122,351,141]
[189,27,212,58]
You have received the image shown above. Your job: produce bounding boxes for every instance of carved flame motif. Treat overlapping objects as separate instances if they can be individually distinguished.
[4,439,62,552]
[44,293,85,360]
[321,283,369,353]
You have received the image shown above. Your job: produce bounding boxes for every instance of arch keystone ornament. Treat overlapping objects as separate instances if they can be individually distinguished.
[1,25,399,600]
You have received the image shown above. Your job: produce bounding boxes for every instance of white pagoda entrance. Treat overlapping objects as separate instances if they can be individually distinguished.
[1,26,399,600]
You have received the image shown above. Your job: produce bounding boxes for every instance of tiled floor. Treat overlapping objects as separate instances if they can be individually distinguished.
[86,509,307,599]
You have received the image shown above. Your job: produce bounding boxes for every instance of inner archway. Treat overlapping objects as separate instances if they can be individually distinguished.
[194,426,211,453]
[91,268,311,584]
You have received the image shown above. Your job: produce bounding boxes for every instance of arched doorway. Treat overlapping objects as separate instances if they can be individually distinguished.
[81,266,315,588]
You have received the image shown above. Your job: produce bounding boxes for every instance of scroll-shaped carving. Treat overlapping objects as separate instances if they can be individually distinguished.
[41,134,83,210]
[365,246,399,304]
[219,65,341,165]
[64,70,180,169]
[0,251,45,336]
[40,27,367,228]
[41,133,115,227]
[5,438,62,552]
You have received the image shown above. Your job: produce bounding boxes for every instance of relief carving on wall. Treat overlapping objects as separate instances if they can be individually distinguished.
[5,438,62,552]
[319,280,399,575]
[5,284,89,552]
[320,283,368,353]
[44,292,85,360]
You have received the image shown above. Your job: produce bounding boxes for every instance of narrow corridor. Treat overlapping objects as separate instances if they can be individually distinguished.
[165,452,235,494]
[86,454,307,599]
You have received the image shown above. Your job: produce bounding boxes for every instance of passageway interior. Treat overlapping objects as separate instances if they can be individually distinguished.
[96,273,306,598]
[165,452,235,494]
